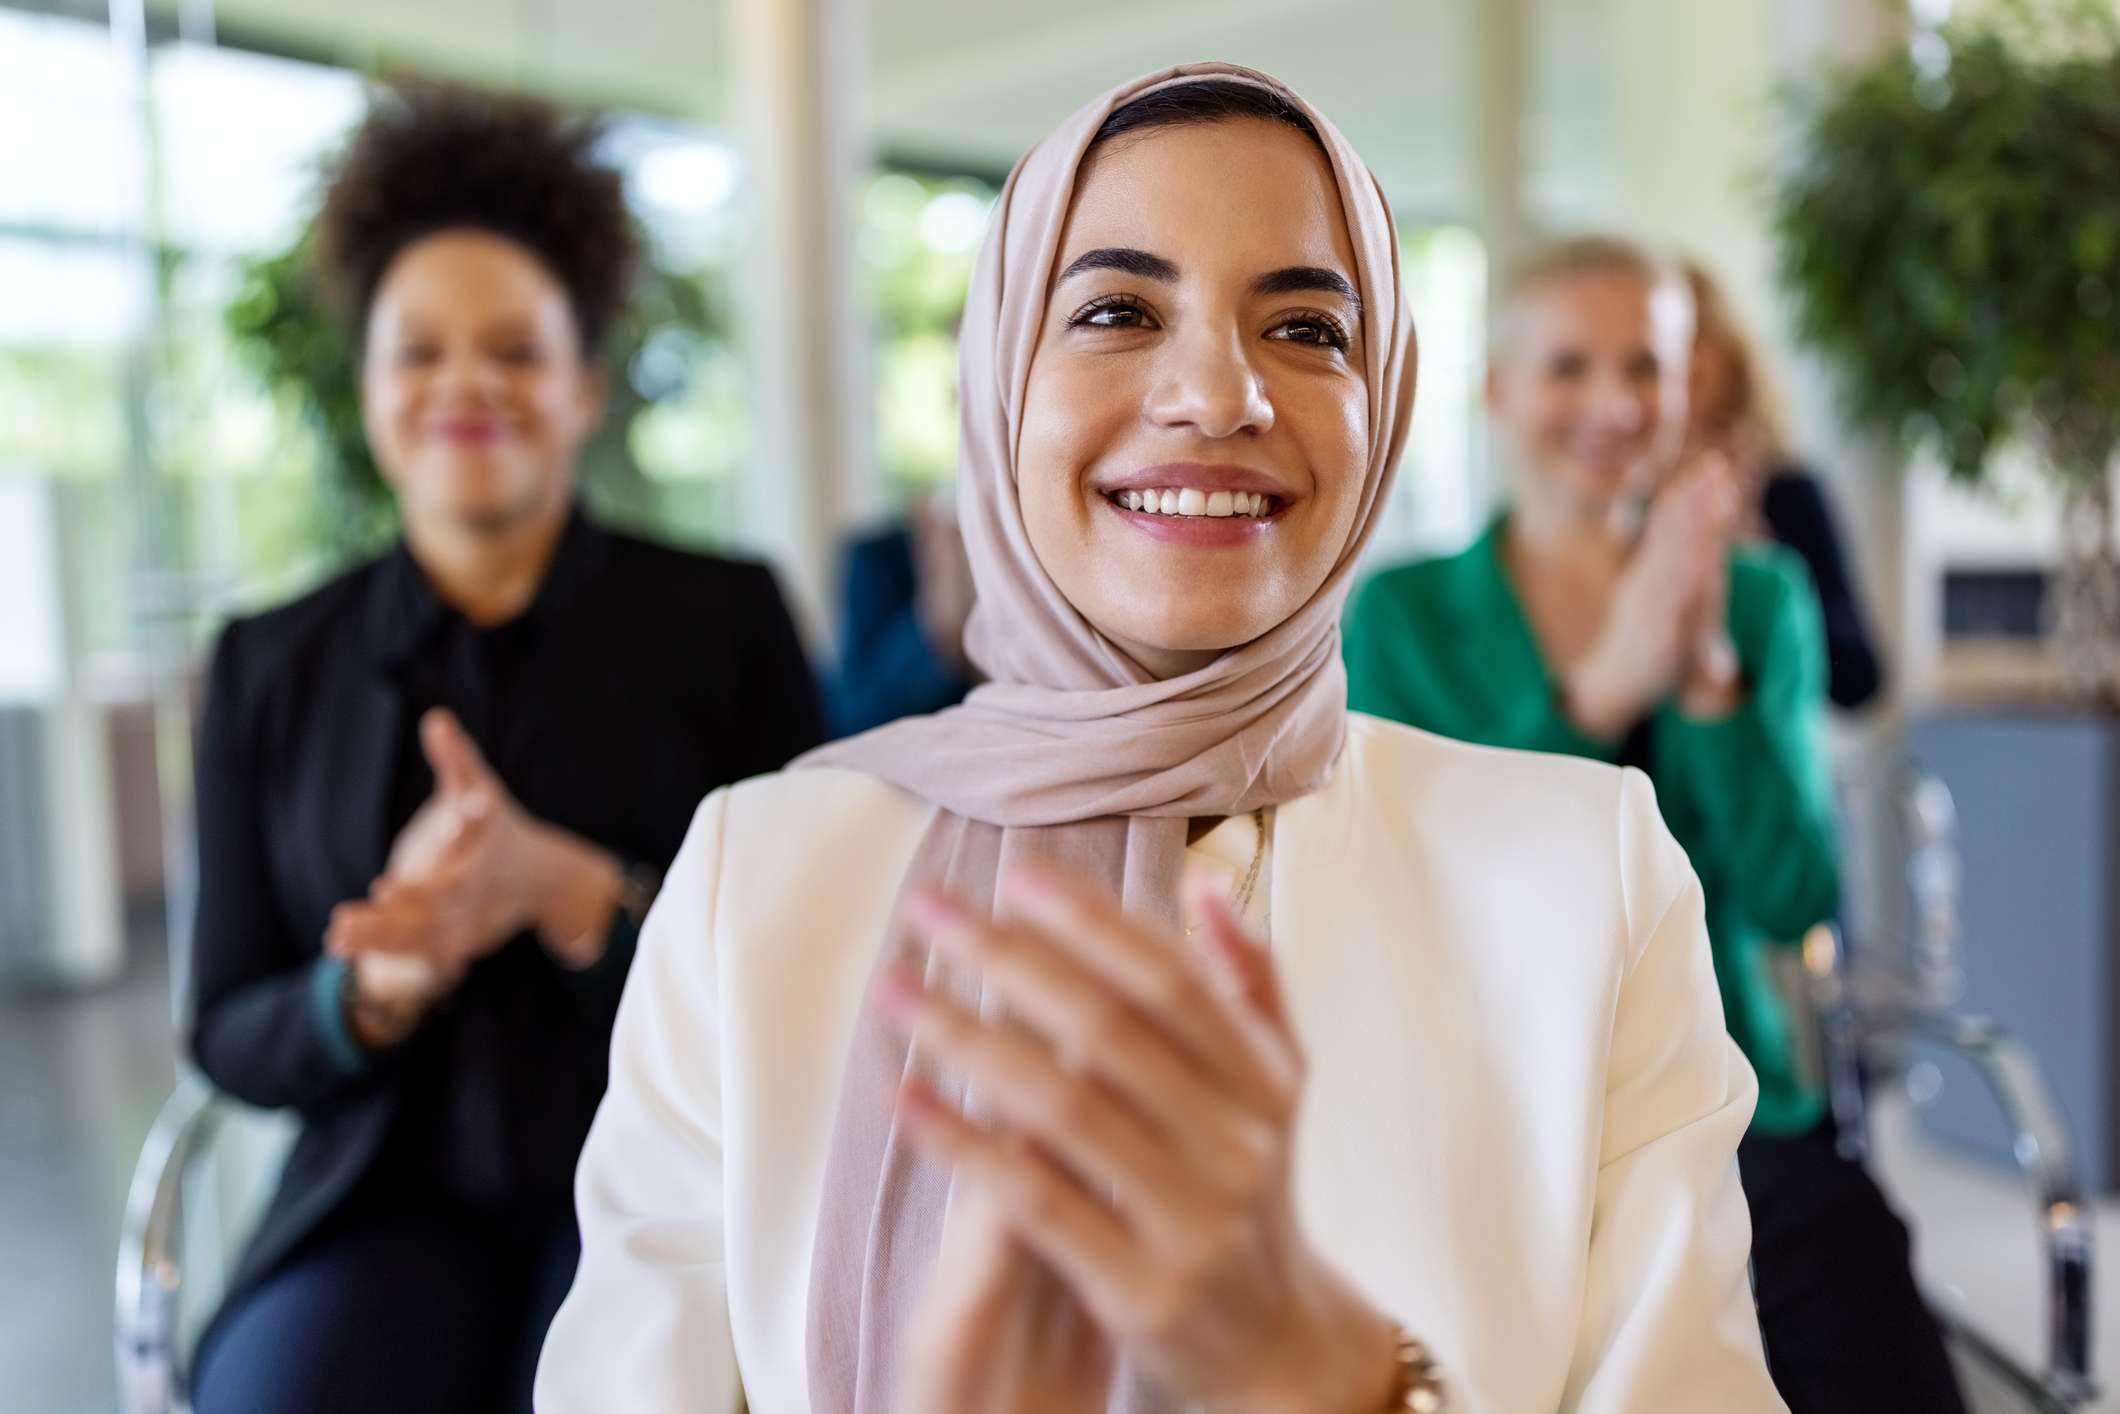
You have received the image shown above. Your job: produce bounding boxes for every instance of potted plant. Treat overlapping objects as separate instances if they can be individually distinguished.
[1772,0,2120,700]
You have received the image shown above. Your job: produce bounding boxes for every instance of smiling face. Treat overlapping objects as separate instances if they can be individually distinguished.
[1014,118,1371,676]
[360,228,605,539]
[1486,267,1693,519]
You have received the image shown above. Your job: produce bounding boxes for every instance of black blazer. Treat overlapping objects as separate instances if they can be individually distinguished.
[186,513,824,1301]
[1760,466,1885,711]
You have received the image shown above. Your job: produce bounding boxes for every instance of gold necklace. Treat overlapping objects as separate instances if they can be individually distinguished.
[1187,807,1269,938]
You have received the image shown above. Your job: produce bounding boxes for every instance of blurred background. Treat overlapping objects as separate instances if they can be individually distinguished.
[3,0,2118,1410]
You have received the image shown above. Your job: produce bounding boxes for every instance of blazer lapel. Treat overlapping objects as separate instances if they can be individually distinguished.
[325,666,404,900]
[313,556,425,908]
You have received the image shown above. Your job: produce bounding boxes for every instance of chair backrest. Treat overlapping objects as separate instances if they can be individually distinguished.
[1830,749,1968,1010]
[174,1101,298,1370]
[117,1080,297,1414]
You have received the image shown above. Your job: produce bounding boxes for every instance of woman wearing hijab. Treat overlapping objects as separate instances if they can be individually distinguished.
[538,68,1785,1412]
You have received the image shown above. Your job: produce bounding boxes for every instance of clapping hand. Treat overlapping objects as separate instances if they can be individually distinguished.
[1563,453,1745,736]
[326,709,622,1046]
[884,865,1400,1414]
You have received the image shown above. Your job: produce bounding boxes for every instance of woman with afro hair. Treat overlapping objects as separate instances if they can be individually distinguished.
[185,77,823,1414]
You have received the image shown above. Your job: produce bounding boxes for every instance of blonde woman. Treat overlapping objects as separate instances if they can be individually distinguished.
[1347,236,1958,1414]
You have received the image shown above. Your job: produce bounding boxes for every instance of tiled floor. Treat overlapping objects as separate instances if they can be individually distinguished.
[6,943,2115,1414]
[2,938,177,1414]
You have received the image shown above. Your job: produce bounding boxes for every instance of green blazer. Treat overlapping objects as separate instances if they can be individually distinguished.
[1344,516,1839,1137]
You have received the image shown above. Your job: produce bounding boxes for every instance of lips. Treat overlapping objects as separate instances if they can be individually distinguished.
[430,417,507,445]
[1094,461,1292,498]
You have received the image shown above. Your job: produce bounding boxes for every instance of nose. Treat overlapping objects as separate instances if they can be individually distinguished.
[1584,366,1647,435]
[1143,323,1274,439]
[432,346,506,404]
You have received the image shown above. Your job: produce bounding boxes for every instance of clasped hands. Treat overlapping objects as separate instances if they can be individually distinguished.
[325,708,621,1048]
[1564,452,1748,738]
[883,864,1402,1414]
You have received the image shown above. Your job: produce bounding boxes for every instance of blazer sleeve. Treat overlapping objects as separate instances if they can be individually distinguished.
[186,619,393,1112]
[1656,561,1840,942]
[1563,769,1788,1413]
[536,789,743,1414]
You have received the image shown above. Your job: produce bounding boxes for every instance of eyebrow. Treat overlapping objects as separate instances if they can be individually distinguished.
[1251,264,1362,317]
[1055,246,1362,317]
[1056,246,1179,283]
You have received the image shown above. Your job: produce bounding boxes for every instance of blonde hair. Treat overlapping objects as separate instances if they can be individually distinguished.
[1680,257,1793,463]
[1491,234,1693,359]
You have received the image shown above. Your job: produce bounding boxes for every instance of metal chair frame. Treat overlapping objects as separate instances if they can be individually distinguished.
[1805,750,2098,1409]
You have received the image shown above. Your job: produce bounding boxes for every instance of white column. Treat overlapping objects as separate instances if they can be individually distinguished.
[724,0,874,647]
[1473,0,1531,290]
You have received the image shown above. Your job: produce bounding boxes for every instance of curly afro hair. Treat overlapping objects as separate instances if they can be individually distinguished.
[314,77,638,356]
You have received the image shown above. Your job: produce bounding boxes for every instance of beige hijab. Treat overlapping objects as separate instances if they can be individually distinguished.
[800,61,1418,1412]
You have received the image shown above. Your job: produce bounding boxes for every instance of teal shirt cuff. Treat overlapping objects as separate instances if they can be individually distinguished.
[308,954,370,1075]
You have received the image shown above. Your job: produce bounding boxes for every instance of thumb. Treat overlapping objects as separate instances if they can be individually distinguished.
[421,707,493,798]
[1182,871,1289,1030]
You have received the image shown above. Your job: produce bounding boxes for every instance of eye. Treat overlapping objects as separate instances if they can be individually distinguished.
[1066,294,1157,331]
[496,342,544,367]
[1626,352,1661,382]
[1546,351,1587,381]
[1270,309,1352,352]
[394,342,440,368]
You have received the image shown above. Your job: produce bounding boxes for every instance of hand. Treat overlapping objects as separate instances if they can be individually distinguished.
[902,1183,1114,1414]
[329,709,622,981]
[881,865,1401,1414]
[1565,455,1742,737]
[323,906,458,1051]
[1674,458,1746,719]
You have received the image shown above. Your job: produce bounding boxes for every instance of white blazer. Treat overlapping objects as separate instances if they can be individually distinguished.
[536,714,1787,1413]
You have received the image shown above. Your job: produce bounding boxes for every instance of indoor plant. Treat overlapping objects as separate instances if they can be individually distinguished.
[1772,0,2120,699]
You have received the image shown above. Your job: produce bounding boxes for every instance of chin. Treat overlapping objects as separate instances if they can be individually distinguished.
[416,460,560,531]
[1556,464,1630,508]
[1106,589,1280,655]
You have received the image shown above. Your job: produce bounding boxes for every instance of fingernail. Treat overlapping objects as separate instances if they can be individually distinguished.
[874,968,924,1023]
[902,889,962,931]
[1001,863,1060,903]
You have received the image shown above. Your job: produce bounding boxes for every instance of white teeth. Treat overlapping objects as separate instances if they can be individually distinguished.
[1114,488,1276,518]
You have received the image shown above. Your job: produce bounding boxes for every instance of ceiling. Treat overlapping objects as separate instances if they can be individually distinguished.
[147,0,1615,225]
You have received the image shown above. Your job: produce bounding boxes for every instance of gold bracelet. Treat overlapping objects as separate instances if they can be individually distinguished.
[1384,1326,1446,1412]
